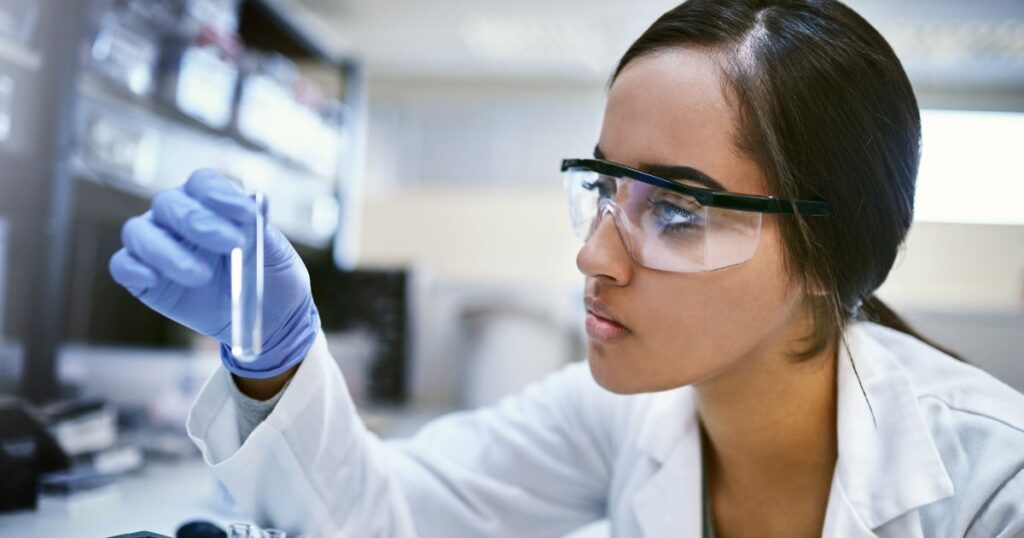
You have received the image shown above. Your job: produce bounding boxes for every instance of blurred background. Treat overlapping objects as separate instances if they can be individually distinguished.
[0,0,1020,535]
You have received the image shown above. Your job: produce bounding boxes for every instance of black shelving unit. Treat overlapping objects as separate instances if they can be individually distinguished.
[2,0,92,403]
[3,0,366,403]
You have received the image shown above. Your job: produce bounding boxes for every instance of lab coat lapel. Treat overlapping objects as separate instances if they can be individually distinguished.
[821,463,878,537]
[632,387,703,537]
[824,322,955,536]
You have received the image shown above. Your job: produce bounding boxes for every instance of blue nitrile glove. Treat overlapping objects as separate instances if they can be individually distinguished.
[108,169,321,378]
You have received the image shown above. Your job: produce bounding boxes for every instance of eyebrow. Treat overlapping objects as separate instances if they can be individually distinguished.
[593,145,727,192]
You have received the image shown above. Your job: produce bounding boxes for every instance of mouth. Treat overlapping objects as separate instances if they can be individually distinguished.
[584,296,631,342]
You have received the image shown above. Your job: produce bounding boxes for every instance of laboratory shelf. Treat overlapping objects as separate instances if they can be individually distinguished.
[77,69,333,183]
[8,0,367,402]
[0,34,41,73]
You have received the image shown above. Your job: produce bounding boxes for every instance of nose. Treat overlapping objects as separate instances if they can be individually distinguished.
[575,206,634,286]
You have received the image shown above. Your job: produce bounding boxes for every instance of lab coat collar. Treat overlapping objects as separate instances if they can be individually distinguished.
[825,321,955,533]
[630,321,955,536]
[634,385,697,464]
[633,386,703,537]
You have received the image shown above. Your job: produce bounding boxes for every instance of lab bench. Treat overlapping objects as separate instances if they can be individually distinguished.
[0,405,454,537]
[0,458,235,537]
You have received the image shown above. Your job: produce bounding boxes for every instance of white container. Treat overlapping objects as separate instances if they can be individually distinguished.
[460,302,574,409]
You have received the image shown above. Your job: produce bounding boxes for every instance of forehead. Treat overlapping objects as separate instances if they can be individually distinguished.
[599,49,766,195]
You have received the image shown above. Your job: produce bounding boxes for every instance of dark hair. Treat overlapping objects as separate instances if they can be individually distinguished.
[613,0,965,361]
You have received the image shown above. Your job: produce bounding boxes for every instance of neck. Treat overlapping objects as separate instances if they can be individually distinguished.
[694,316,839,495]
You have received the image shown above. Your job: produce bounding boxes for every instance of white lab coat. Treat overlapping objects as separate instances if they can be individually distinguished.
[186,321,1024,537]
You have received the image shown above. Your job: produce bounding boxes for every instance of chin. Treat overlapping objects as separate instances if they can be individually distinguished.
[586,347,704,395]
[586,355,654,395]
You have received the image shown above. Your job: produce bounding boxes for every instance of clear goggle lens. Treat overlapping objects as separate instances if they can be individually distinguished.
[564,167,762,272]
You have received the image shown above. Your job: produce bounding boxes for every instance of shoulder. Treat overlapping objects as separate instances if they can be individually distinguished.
[859,322,1024,532]
[860,321,1024,435]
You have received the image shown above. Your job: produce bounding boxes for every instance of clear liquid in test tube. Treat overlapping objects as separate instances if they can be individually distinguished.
[230,191,264,362]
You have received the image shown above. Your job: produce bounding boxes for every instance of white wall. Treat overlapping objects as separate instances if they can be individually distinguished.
[356,75,604,288]
[358,185,582,288]
[879,222,1024,311]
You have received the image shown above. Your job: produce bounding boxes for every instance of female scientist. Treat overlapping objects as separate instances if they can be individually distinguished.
[109,0,1024,536]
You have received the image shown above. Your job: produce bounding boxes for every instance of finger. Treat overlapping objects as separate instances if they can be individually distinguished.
[120,214,213,286]
[109,248,159,296]
[151,188,244,254]
[183,169,259,226]
[262,222,299,267]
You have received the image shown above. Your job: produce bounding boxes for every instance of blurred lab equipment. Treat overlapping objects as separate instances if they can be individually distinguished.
[0,74,13,143]
[460,296,578,408]
[235,51,348,178]
[176,519,289,538]
[0,0,365,404]
[310,267,413,404]
[88,0,163,97]
[176,520,227,537]
[0,0,365,533]
[402,278,585,410]
[0,0,45,156]
[0,0,38,44]
[0,398,71,512]
[156,0,243,129]
[0,395,145,514]
[230,191,265,362]
[307,266,586,425]
[0,218,7,350]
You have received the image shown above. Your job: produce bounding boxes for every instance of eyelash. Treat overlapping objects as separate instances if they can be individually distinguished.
[646,198,702,232]
[582,179,615,198]
[580,178,705,233]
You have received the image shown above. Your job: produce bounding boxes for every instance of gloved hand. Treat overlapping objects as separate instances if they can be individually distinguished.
[109,169,321,379]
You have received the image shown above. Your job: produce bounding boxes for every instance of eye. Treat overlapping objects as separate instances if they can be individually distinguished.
[646,198,703,233]
[581,175,616,199]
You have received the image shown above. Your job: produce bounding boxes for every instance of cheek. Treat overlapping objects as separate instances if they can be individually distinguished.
[599,224,799,391]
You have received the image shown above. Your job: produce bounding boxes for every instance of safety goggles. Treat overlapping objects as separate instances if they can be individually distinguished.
[561,158,830,272]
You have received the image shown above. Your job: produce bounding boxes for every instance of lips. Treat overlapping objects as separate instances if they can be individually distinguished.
[584,296,631,342]
[584,296,626,326]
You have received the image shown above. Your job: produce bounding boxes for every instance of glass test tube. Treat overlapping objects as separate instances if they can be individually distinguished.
[231,191,264,361]
[227,523,254,538]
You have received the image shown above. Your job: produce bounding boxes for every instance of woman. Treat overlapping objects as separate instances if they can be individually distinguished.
[109,0,1024,536]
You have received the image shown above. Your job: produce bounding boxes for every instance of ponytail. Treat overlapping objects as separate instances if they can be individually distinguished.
[859,296,967,363]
